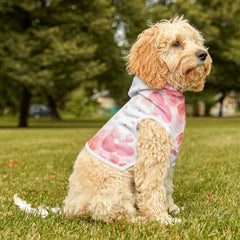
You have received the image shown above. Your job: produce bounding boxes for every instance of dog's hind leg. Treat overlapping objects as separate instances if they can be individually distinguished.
[86,167,140,222]
[88,183,137,221]
[64,149,138,221]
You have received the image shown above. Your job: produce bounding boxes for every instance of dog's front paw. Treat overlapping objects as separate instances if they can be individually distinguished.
[155,214,181,225]
[164,215,182,225]
[168,204,184,216]
[163,216,182,225]
[172,217,182,224]
[169,206,180,215]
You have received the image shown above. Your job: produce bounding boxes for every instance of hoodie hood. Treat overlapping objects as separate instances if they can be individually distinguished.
[128,76,151,97]
[128,76,183,98]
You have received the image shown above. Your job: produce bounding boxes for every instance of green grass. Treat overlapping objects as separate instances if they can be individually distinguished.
[0,117,239,239]
[0,116,108,128]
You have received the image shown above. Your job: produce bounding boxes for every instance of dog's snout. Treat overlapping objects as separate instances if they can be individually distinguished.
[196,50,208,61]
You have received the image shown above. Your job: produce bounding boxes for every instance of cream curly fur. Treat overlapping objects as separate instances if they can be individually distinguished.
[64,16,212,223]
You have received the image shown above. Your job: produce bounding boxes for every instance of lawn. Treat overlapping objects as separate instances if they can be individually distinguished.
[0,117,239,239]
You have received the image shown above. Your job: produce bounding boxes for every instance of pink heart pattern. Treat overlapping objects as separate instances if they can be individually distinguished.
[111,127,121,139]
[102,134,134,157]
[148,92,164,106]
[117,141,134,157]
[102,135,118,152]
[126,134,134,143]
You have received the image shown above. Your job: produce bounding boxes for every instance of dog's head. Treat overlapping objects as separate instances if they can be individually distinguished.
[126,16,212,92]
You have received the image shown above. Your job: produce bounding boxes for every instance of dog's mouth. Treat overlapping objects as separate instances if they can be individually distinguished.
[185,63,208,77]
[184,65,208,92]
[185,63,205,75]
[186,68,194,74]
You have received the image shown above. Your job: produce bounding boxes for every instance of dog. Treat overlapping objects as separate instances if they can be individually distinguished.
[14,17,211,224]
[63,16,211,224]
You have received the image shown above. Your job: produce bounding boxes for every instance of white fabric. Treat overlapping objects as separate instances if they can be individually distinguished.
[86,76,186,170]
[14,194,62,218]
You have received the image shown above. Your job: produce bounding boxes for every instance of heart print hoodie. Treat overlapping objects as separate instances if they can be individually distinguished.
[86,76,186,170]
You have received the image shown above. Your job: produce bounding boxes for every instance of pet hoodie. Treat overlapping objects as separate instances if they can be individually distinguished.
[86,76,186,171]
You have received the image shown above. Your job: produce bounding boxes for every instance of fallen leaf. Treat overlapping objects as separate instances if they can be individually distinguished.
[193,172,199,178]
[200,178,204,183]
[4,161,19,167]
[49,175,56,178]
[118,226,123,232]
[204,158,210,162]
[206,194,211,200]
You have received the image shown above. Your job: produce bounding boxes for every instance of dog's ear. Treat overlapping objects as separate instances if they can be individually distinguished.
[126,25,168,89]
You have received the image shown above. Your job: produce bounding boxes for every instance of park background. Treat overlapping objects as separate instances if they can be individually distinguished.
[0,0,240,126]
[0,1,239,239]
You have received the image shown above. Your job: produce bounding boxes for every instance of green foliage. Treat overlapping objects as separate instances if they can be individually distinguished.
[0,0,115,122]
[1,0,240,121]
[66,89,97,117]
[0,0,111,92]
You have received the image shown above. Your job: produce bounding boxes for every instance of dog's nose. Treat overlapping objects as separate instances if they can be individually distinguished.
[196,50,208,61]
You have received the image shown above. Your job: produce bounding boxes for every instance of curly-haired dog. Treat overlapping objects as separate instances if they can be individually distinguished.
[15,17,211,223]
[63,17,211,224]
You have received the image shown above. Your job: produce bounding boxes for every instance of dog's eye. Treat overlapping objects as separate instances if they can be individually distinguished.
[172,41,180,47]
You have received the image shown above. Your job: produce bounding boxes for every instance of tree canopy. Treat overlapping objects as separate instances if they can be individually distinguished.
[0,0,240,125]
[0,0,116,125]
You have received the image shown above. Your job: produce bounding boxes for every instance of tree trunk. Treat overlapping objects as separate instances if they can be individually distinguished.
[18,87,31,127]
[218,92,225,117]
[47,95,61,121]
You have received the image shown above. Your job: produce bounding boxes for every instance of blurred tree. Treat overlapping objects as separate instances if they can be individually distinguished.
[112,0,147,45]
[0,0,111,126]
[0,0,149,126]
[101,0,147,105]
[37,0,114,119]
[66,88,97,117]
[0,4,37,126]
[1,0,240,124]
[198,0,240,116]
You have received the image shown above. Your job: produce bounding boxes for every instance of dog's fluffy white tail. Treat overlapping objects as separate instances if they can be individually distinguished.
[14,194,62,218]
